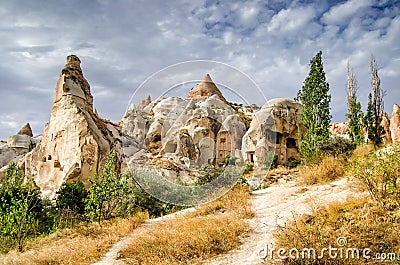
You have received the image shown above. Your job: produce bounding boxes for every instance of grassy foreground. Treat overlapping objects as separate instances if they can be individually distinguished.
[274,144,400,264]
[0,184,251,265]
[0,213,147,265]
[118,184,253,264]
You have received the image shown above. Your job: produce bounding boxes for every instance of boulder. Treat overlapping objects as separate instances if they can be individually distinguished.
[0,141,20,168]
[7,134,32,150]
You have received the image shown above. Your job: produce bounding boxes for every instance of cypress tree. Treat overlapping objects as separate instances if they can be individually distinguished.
[296,51,332,158]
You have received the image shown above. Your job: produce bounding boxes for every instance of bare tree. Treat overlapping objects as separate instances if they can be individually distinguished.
[365,55,385,145]
[345,61,363,144]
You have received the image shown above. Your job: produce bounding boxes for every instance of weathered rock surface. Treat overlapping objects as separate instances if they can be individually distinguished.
[242,98,302,167]
[390,104,400,142]
[0,125,40,170]
[123,77,247,170]
[17,123,33,137]
[187,74,226,102]
[137,95,151,110]
[381,112,392,144]
[0,141,21,168]
[330,122,348,136]
[25,55,121,199]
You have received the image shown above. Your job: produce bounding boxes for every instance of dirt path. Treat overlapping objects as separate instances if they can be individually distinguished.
[204,178,363,265]
[93,178,362,265]
[92,207,196,265]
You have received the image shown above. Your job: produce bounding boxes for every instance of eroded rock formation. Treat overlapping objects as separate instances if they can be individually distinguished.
[18,123,33,137]
[25,55,121,199]
[242,98,303,167]
[187,74,226,102]
[390,104,400,142]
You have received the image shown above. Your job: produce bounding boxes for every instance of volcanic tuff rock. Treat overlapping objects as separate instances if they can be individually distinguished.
[381,112,392,144]
[25,55,121,199]
[123,78,247,171]
[18,123,33,137]
[330,122,348,136]
[242,98,303,167]
[137,95,151,110]
[187,74,227,102]
[390,104,400,142]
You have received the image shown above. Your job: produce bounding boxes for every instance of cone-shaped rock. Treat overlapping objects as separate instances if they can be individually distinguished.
[137,95,151,110]
[17,123,33,137]
[187,74,226,102]
[25,55,121,199]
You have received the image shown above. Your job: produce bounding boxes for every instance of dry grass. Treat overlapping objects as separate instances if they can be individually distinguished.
[347,144,374,165]
[118,184,253,264]
[268,166,299,176]
[0,212,148,265]
[298,156,345,185]
[275,197,400,264]
[275,144,400,264]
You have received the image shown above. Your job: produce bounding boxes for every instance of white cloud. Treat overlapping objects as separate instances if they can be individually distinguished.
[267,6,316,33]
[0,0,399,139]
[321,0,372,25]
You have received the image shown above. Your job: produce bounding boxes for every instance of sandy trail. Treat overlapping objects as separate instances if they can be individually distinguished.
[93,178,361,265]
[92,207,196,265]
[204,178,362,265]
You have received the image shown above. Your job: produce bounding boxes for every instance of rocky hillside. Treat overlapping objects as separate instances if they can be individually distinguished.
[0,55,399,199]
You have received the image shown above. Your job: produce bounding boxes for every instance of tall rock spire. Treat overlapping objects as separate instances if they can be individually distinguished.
[26,55,120,199]
[187,74,226,102]
[54,55,93,107]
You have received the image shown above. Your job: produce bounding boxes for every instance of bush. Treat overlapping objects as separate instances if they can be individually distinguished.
[301,136,356,165]
[349,143,400,209]
[0,163,44,252]
[286,156,301,168]
[56,180,88,214]
[196,165,225,185]
[243,162,254,174]
[85,152,125,223]
[317,136,356,157]
[114,171,182,218]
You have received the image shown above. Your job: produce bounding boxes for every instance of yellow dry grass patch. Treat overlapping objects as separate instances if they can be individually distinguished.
[275,197,400,264]
[0,212,148,265]
[118,184,253,265]
[298,155,345,185]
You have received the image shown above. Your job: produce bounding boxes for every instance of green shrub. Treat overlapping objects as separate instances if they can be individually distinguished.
[85,152,124,223]
[317,136,356,157]
[243,162,254,174]
[349,143,400,209]
[56,180,88,214]
[0,163,44,252]
[196,165,224,185]
[286,156,301,168]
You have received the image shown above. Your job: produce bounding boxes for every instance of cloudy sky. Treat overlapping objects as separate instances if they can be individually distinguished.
[0,0,399,139]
